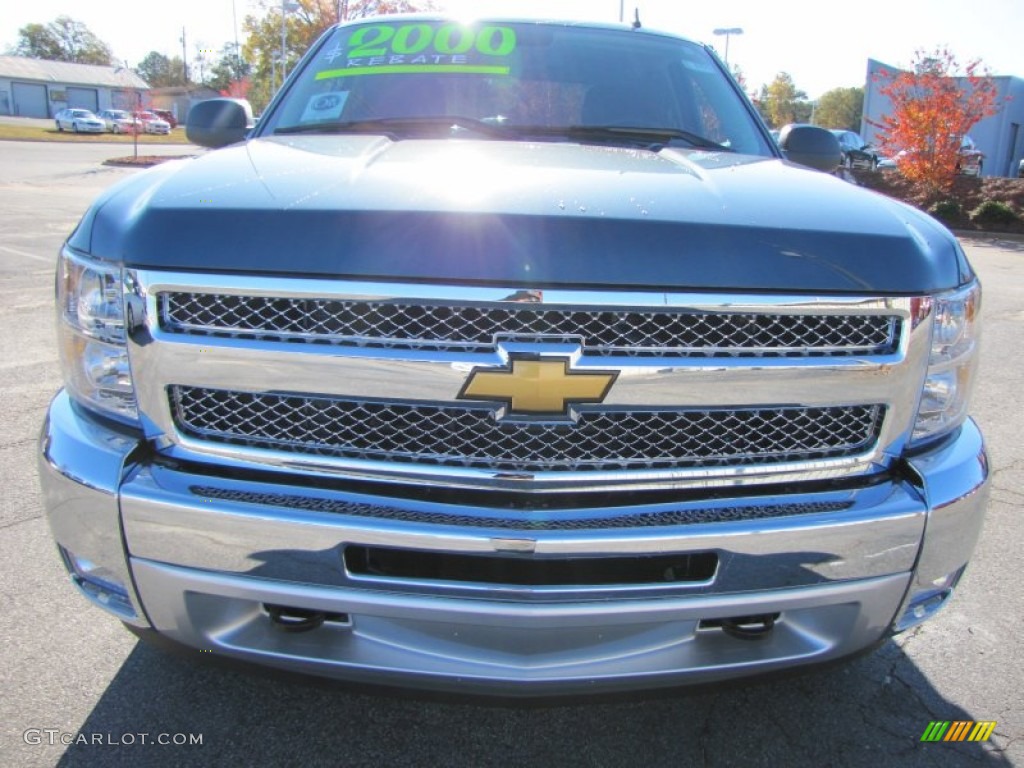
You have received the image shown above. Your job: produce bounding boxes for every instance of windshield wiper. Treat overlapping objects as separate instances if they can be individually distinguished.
[510,124,733,151]
[274,116,510,138]
[273,118,731,150]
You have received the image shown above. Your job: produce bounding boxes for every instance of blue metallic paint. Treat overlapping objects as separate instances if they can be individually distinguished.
[70,136,971,294]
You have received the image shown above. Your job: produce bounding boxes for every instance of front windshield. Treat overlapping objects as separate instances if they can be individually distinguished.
[260,19,772,155]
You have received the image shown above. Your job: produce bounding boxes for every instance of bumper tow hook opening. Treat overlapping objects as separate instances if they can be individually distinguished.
[722,613,777,640]
[264,604,328,633]
[701,613,779,640]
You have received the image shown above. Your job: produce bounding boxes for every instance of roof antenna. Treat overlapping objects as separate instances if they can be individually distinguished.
[632,8,642,28]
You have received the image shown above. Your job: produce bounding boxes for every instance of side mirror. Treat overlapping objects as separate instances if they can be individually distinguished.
[777,124,842,172]
[186,98,254,149]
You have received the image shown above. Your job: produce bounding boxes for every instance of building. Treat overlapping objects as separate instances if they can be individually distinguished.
[149,85,221,125]
[0,56,150,119]
[862,58,1024,178]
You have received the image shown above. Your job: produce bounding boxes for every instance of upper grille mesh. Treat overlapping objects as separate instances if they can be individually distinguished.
[160,293,899,357]
[171,386,884,472]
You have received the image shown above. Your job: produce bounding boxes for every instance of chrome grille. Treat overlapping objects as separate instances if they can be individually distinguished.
[160,292,899,357]
[190,485,853,529]
[171,386,884,472]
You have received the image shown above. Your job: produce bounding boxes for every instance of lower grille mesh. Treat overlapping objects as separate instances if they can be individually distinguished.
[190,485,853,529]
[171,386,884,472]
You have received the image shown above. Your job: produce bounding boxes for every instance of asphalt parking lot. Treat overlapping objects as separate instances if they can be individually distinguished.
[0,140,1021,767]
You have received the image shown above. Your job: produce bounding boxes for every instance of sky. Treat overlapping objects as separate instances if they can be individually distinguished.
[1,0,1021,98]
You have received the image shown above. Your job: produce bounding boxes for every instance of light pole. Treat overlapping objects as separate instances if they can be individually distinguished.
[712,27,743,66]
[280,0,299,87]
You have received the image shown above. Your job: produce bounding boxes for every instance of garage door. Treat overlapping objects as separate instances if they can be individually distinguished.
[11,82,48,118]
[67,87,99,112]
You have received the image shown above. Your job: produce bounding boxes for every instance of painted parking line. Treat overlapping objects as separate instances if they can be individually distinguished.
[0,244,52,263]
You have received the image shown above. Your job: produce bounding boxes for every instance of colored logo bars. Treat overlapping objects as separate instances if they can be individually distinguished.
[921,721,997,742]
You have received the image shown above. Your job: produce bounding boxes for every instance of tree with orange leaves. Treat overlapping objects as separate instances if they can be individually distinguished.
[870,48,1002,193]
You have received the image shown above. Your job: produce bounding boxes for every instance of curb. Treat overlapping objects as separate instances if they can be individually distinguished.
[0,136,193,146]
[103,155,197,168]
[953,230,1024,243]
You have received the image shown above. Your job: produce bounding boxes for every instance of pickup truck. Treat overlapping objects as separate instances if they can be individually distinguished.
[40,16,988,697]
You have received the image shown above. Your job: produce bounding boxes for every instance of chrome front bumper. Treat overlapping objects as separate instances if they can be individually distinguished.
[39,391,990,695]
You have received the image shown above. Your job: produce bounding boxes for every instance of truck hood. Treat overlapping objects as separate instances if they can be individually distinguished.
[73,135,970,293]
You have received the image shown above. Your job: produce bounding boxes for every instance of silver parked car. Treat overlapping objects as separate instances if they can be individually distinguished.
[54,108,105,133]
[97,109,138,134]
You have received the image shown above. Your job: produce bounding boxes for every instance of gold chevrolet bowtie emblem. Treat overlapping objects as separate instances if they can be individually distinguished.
[458,357,618,415]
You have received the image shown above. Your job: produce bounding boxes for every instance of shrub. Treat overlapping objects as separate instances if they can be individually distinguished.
[970,200,1019,227]
[928,199,963,223]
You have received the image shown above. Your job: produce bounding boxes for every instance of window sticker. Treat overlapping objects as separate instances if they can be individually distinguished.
[299,91,349,122]
[317,23,516,80]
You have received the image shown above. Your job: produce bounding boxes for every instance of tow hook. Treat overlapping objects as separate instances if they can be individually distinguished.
[699,613,779,640]
[721,613,777,640]
[264,604,329,632]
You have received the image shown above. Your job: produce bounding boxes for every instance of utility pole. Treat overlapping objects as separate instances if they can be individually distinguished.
[231,0,243,81]
[180,27,189,83]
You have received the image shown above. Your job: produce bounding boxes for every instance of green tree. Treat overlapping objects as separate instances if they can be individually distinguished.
[814,86,864,131]
[759,72,810,128]
[136,51,189,87]
[136,51,171,86]
[12,24,63,60]
[208,42,252,94]
[12,16,113,65]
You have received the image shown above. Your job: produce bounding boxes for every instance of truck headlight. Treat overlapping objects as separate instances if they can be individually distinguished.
[56,246,138,424]
[911,281,981,445]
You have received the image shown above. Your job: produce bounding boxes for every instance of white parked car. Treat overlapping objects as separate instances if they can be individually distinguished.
[134,111,172,135]
[97,109,139,134]
[54,108,105,133]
